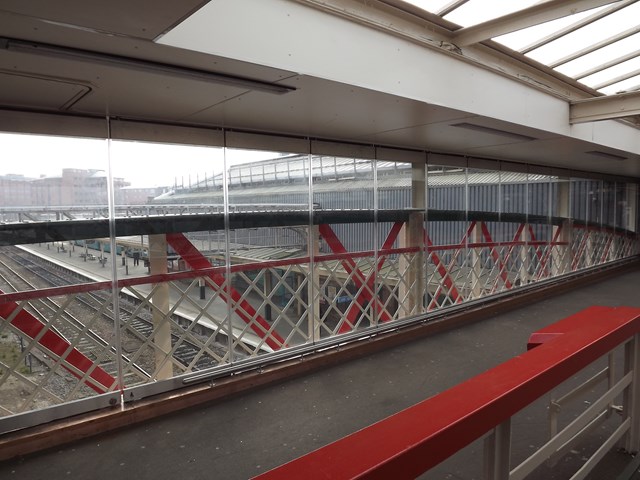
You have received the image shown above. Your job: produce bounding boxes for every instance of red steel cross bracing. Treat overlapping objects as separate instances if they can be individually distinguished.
[478,222,514,290]
[318,222,403,334]
[423,224,468,309]
[0,289,117,393]
[166,233,287,351]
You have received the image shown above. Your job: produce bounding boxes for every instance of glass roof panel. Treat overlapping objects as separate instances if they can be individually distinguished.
[555,33,640,78]
[400,0,452,15]
[442,0,539,27]
[524,3,640,66]
[599,74,640,95]
[580,56,640,90]
[395,0,638,97]
[493,7,608,52]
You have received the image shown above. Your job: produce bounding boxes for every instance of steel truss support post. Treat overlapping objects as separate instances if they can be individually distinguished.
[627,183,638,233]
[484,419,512,480]
[400,212,424,317]
[519,224,530,285]
[472,221,483,298]
[553,179,572,276]
[622,334,640,453]
[149,234,173,380]
[400,162,426,316]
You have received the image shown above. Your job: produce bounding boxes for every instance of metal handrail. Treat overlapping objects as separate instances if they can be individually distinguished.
[255,306,640,479]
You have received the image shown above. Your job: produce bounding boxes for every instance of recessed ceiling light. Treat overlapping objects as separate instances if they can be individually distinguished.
[451,122,537,141]
[585,150,627,161]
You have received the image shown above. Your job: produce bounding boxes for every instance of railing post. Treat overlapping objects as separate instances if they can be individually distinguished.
[484,419,512,480]
[622,334,640,453]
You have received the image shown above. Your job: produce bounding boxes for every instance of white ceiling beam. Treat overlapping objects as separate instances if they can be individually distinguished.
[570,91,640,123]
[452,0,622,47]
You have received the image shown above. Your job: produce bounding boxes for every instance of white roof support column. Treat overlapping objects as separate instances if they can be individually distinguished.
[570,91,640,123]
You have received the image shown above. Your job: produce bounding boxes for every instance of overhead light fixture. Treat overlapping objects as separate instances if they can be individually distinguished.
[451,122,537,141]
[585,150,627,161]
[0,37,295,95]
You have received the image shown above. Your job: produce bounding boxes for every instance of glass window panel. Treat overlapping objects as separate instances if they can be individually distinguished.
[426,165,467,309]
[109,140,233,382]
[225,148,313,350]
[312,155,377,335]
[377,160,423,320]
[0,132,116,414]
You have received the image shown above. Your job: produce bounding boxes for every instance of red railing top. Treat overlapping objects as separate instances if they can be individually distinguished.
[254,306,640,480]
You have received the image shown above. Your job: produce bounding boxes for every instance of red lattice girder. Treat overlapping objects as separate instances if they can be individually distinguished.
[0,290,116,393]
[478,222,513,290]
[335,222,403,333]
[318,223,402,334]
[424,224,468,309]
[535,224,565,279]
[166,233,286,351]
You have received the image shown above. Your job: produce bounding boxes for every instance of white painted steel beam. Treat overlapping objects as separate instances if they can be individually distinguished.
[570,91,640,123]
[453,0,622,47]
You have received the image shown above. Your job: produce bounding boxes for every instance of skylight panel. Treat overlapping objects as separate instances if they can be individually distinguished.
[598,73,640,95]
[579,56,640,90]
[493,8,606,52]
[443,0,539,28]
[399,0,450,14]
[555,33,640,78]
[525,3,640,67]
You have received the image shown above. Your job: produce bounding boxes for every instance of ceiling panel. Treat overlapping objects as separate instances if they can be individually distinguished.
[0,71,89,110]
[184,75,475,140]
[0,0,207,39]
[70,68,251,121]
[467,137,640,177]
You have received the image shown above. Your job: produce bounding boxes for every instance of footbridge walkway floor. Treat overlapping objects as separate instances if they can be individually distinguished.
[1,263,639,479]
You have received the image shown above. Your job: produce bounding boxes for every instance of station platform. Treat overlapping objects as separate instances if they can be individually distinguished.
[18,241,267,350]
[1,264,640,479]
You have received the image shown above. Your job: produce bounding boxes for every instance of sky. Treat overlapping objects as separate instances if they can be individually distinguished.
[0,132,281,188]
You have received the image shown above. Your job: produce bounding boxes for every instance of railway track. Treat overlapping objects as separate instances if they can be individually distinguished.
[0,247,222,388]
